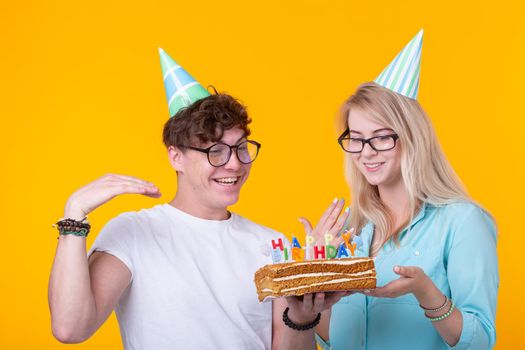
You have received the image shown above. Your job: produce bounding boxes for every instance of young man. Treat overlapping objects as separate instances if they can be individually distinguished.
[48,48,342,349]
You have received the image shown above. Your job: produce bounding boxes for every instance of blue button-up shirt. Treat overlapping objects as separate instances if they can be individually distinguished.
[316,202,498,350]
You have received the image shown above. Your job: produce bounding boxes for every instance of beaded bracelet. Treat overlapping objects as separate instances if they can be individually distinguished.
[425,300,455,322]
[420,295,448,312]
[282,307,321,331]
[53,217,91,237]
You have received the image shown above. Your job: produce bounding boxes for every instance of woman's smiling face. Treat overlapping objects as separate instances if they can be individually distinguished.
[347,108,402,189]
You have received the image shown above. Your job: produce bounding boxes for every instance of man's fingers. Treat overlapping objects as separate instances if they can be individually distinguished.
[302,293,314,312]
[285,296,301,309]
[108,174,156,187]
[313,292,326,313]
[144,191,163,198]
[116,179,160,191]
[112,183,161,197]
[105,174,160,194]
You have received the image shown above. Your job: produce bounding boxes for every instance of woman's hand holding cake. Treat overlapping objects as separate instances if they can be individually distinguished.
[363,265,444,306]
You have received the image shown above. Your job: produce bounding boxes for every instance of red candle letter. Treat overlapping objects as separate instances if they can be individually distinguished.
[272,238,284,251]
[314,245,326,259]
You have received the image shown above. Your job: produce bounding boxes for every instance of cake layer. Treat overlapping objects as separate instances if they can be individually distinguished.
[254,258,376,302]
[257,277,376,301]
[256,258,375,279]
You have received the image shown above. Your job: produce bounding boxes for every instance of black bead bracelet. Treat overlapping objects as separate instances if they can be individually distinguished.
[54,217,91,237]
[282,307,321,331]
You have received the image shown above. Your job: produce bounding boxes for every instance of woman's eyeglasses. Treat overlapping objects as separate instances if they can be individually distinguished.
[337,129,399,153]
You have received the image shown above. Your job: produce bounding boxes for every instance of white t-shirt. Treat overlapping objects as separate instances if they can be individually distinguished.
[88,204,285,350]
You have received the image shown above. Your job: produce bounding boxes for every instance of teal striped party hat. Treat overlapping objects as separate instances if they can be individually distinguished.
[159,48,210,117]
[374,30,423,100]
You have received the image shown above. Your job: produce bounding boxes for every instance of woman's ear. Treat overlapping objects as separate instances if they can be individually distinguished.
[167,145,184,172]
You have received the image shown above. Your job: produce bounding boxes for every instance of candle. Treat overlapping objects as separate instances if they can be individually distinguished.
[292,247,304,261]
[326,245,337,259]
[271,238,284,251]
[271,249,282,263]
[348,242,357,256]
[336,242,350,258]
[305,235,315,260]
[292,236,302,249]
[324,232,333,245]
[342,230,351,249]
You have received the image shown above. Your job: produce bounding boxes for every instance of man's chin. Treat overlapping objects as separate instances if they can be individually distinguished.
[214,193,241,209]
[224,196,241,207]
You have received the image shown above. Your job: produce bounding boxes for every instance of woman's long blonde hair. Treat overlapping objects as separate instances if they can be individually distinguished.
[341,82,470,255]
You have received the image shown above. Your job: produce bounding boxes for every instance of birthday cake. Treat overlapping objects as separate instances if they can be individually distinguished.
[254,257,376,302]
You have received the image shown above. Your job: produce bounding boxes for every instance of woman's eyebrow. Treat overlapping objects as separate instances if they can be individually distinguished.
[349,128,394,135]
[373,128,395,133]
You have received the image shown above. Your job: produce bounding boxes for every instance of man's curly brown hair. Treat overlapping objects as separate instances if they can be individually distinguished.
[162,93,252,148]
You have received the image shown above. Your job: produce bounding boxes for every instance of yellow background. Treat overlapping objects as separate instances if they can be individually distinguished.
[1,0,523,348]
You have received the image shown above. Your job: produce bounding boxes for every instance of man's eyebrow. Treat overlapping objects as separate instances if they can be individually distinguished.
[234,133,248,143]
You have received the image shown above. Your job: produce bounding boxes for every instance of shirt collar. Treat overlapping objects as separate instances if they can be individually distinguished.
[358,202,430,250]
[404,201,429,233]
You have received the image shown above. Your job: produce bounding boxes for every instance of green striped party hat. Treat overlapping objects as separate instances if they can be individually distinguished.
[159,48,210,117]
[374,30,423,100]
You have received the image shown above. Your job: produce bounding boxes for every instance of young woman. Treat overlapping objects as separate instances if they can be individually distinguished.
[285,32,498,349]
[288,80,498,349]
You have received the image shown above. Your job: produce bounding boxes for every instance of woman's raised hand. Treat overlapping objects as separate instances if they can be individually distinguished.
[64,174,161,219]
[298,198,350,248]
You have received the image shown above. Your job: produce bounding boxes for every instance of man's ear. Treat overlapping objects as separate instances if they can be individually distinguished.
[167,145,184,172]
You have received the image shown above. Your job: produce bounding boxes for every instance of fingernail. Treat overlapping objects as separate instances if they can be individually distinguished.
[333,197,338,204]
[344,207,350,213]
[394,266,400,273]
[363,289,370,293]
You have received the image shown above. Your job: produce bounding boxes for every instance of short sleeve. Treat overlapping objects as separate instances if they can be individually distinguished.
[88,213,137,282]
[444,205,498,349]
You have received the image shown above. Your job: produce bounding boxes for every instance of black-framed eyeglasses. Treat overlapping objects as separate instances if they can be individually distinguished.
[337,129,399,153]
[178,140,262,167]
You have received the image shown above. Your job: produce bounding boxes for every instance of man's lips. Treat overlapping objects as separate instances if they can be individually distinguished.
[212,176,241,186]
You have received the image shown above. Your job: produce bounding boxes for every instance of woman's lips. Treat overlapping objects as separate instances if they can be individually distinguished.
[363,162,385,172]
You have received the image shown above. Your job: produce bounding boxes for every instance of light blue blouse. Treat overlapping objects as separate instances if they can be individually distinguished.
[316,202,498,350]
